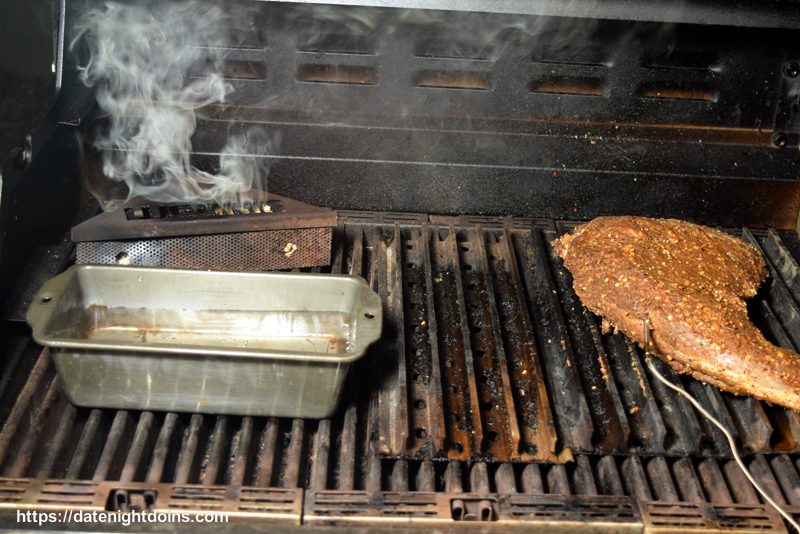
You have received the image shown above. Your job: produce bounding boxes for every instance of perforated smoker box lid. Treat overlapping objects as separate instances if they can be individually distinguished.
[70,192,338,271]
[71,191,337,242]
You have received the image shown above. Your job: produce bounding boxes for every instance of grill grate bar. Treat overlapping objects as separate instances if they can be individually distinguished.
[146,412,180,484]
[473,227,522,458]
[547,228,629,452]
[546,464,570,495]
[200,416,228,486]
[34,400,77,479]
[120,412,155,483]
[92,411,132,482]
[64,409,104,480]
[746,229,800,350]
[416,460,435,492]
[456,228,515,459]
[282,419,305,488]
[376,225,410,456]
[253,418,279,487]
[643,358,705,454]
[596,456,625,496]
[521,464,543,494]
[697,458,732,504]
[418,224,446,455]
[309,420,330,491]
[686,382,736,456]
[724,396,773,454]
[672,458,705,503]
[173,414,204,485]
[646,457,680,502]
[723,458,760,505]
[749,455,787,505]
[229,417,254,486]
[434,226,484,458]
[621,456,652,500]
[518,229,594,451]
[763,229,800,316]
[574,456,597,495]
[401,226,440,456]
[495,227,560,460]
[363,228,383,495]
[6,378,60,478]
[390,459,408,491]
[584,313,632,450]
[769,455,800,506]
[605,332,667,452]
[444,461,462,494]
[335,226,362,491]
[0,349,55,470]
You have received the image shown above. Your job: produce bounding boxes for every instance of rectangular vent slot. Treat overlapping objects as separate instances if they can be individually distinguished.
[297,64,377,85]
[190,58,267,81]
[414,70,490,91]
[313,493,370,505]
[415,39,491,60]
[644,50,719,71]
[297,33,374,55]
[169,503,225,510]
[238,505,292,512]
[124,200,281,220]
[531,76,605,96]
[637,82,717,102]
[220,60,267,80]
[531,58,610,67]
[531,49,611,67]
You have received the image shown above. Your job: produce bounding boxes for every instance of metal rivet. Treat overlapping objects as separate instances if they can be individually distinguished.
[772,132,788,148]
[16,135,32,170]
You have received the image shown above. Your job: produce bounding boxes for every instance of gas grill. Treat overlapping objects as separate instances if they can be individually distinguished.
[2,0,800,531]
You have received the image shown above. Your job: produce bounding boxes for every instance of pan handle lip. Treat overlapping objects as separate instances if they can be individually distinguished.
[26,267,74,338]
[351,277,384,355]
[27,265,384,365]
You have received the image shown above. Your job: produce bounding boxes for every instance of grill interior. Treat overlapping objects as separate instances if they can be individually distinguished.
[1,213,799,530]
[3,0,800,530]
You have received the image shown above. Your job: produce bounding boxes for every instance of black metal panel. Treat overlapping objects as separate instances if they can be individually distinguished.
[255,0,800,29]
[51,2,800,226]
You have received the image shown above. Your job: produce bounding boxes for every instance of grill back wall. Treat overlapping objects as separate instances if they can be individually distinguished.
[61,0,800,228]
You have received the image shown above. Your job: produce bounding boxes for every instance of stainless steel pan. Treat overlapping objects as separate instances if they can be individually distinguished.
[27,265,382,418]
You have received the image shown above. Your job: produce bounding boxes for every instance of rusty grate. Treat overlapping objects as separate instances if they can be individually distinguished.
[1,212,799,530]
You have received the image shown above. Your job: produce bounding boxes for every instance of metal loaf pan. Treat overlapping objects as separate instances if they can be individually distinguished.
[26,265,382,418]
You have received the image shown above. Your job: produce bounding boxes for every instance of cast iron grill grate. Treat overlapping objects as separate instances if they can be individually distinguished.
[1,213,799,529]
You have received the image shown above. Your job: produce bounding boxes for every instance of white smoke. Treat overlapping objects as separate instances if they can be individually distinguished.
[72,0,272,211]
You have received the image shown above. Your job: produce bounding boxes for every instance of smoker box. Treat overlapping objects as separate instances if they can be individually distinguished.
[71,191,338,271]
[25,265,383,418]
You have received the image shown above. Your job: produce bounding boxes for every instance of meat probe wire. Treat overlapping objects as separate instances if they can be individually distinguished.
[641,319,800,533]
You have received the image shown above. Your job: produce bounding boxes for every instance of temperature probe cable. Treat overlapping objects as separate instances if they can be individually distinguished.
[642,319,800,533]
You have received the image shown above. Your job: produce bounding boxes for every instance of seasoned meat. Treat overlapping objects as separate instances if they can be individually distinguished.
[554,216,800,412]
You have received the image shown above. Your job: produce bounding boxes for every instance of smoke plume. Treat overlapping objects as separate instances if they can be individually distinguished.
[73,0,272,211]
